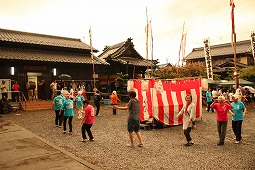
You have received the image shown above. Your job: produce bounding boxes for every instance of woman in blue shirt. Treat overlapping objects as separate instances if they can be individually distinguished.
[62,93,74,134]
[231,94,247,144]
[206,88,214,112]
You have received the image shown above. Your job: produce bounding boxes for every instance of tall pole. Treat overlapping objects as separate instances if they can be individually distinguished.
[150,21,154,75]
[145,7,149,69]
[89,26,96,89]
[230,0,239,88]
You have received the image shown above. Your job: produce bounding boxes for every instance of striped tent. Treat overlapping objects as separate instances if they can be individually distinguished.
[127,79,202,126]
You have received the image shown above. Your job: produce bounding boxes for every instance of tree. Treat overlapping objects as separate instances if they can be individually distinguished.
[153,62,206,79]
[115,72,129,95]
[239,66,255,83]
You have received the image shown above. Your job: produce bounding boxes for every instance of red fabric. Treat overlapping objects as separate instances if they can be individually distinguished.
[132,79,202,126]
[82,91,86,100]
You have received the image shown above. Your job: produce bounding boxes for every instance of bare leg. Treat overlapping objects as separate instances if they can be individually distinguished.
[135,132,143,144]
[129,132,134,145]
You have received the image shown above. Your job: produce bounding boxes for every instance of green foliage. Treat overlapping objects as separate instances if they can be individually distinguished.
[153,62,207,79]
[225,67,235,81]
[239,66,255,82]
[115,72,129,95]
[213,74,221,81]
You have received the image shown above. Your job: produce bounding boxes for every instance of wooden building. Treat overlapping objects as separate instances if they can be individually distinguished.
[98,38,156,93]
[185,40,254,79]
[0,28,108,100]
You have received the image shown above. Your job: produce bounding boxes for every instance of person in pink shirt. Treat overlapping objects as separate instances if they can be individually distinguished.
[211,96,234,146]
[79,99,95,142]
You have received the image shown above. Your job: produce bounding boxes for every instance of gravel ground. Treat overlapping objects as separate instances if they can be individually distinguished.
[2,103,255,170]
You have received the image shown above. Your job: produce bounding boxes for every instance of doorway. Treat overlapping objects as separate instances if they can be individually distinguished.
[27,72,42,100]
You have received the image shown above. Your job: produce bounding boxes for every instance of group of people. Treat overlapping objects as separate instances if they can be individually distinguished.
[52,89,144,147]
[50,80,94,100]
[179,87,247,147]
[52,90,96,141]
[0,80,20,101]
[206,87,254,112]
[50,82,249,148]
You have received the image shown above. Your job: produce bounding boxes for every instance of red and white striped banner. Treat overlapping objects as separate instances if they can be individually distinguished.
[128,79,202,126]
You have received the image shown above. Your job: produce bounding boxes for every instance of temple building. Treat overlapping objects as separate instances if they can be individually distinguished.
[185,40,254,79]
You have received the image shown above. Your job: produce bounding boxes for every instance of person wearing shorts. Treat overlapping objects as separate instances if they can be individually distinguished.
[114,91,143,147]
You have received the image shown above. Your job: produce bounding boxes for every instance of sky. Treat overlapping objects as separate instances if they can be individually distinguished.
[0,0,255,65]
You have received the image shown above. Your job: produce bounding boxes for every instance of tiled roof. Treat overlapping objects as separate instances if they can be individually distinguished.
[0,28,98,51]
[98,38,154,67]
[185,40,252,60]
[0,47,109,65]
[111,57,154,66]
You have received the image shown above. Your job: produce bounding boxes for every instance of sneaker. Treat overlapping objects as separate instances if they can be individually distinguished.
[96,114,100,117]
[89,139,95,142]
[63,131,66,134]
[137,143,144,147]
[81,139,87,142]
[235,140,240,144]
[55,125,58,127]
[126,144,135,148]
[68,132,72,135]
[58,126,62,128]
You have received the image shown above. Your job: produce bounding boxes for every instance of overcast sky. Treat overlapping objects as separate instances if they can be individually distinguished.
[0,0,254,64]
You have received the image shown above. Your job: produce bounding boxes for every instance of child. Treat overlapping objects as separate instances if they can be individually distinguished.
[80,99,95,142]
[75,91,84,119]
[62,93,74,134]
[114,91,143,147]
[110,90,121,115]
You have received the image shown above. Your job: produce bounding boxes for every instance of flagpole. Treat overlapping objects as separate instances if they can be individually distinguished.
[150,21,154,76]
[230,0,239,88]
[145,7,149,68]
[89,26,96,89]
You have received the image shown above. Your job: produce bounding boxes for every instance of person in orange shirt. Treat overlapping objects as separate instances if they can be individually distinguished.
[110,91,121,115]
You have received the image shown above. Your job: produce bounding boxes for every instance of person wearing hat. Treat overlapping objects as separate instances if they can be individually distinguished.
[110,91,121,115]
[62,92,74,134]
[231,94,247,144]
